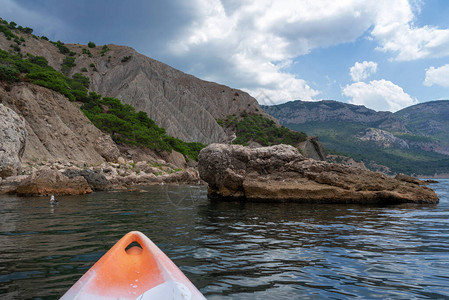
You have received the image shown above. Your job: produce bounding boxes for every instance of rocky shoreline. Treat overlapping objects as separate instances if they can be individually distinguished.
[0,158,201,196]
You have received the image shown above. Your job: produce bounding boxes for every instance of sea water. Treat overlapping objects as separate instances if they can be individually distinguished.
[0,180,448,299]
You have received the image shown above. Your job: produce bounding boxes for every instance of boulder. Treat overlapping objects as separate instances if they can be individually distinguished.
[0,104,27,178]
[163,150,187,168]
[94,135,120,162]
[198,144,439,204]
[298,136,326,161]
[62,169,111,191]
[16,169,92,196]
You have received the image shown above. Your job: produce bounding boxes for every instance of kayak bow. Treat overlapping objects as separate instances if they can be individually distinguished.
[61,231,206,299]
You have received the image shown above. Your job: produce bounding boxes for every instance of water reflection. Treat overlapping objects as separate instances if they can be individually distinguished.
[0,181,448,299]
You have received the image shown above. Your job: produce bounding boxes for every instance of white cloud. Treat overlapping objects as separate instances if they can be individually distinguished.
[168,0,449,104]
[370,0,449,61]
[424,64,449,87]
[350,61,378,82]
[168,0,378,103]
[342,80,417,112]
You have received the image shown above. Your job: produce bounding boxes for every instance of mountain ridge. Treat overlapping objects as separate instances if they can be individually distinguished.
[263,99,449,176]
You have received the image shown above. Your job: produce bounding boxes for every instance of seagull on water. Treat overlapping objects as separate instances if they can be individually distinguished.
[50,195,59,205]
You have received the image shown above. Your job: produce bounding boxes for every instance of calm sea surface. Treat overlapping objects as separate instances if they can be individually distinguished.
[0,180,448,299]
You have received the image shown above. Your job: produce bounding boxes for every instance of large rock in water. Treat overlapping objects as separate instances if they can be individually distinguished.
[0,104,27,178]
[16,169,92,196]
[198,144,439,204]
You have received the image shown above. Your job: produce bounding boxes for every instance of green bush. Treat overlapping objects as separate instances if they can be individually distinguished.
[61,56,76,74]
[101,45,110,56]
[52,40,70,54]
[72,73,89,89]
[88,41,96,48]
[28,55,48,67]
[220,113,307,147]
[0,64,20,82]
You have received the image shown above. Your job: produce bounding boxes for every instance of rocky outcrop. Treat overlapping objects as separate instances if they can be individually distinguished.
[62,169,111,191]
[0,83,120,164]
[0,104,27,178]
[16,169,92,196]
[359,128,409,149]
[298,136,326,161]
[198,144,439,204]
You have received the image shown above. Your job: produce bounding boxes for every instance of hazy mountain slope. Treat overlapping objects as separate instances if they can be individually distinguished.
[0,31,271,144]
[396,100,449,153]
[263,100,449,176]
[263,100,407,131]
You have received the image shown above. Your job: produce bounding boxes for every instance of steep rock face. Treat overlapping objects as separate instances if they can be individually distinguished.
[0,104,27,178]
[0,83,120,164]
[78,45,274,144]
[0,32,274,144]
[198,144,438,204]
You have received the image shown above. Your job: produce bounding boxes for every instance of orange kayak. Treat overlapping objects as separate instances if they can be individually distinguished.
[61,231,206,299]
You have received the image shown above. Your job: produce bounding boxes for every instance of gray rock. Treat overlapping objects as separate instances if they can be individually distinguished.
[298,136,326,161]
[62,169,111,191]
[0,104,27,178]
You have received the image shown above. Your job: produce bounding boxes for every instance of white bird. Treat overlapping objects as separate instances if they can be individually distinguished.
[50,195,59,205]
[230,133,236,144]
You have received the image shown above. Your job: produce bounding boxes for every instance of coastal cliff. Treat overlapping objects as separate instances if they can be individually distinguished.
[0,31,273,144]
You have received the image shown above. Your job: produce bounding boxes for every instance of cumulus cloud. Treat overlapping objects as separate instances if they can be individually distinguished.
[424,64,449,87]
[168,0,378,103]
[342,80,417,112]
[370,1,449,61]
[350,61,378,82]
[167,0,449,104]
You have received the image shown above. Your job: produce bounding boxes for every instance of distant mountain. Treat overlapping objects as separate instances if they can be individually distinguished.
[263,100,449,176]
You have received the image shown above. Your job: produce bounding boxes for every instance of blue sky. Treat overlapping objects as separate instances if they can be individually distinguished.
[2,0,449,112]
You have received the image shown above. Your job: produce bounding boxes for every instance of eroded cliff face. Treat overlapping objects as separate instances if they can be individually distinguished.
[0,83,119,165]
[0,103,26,178]
[0,32,274,144]
[76,45,275,144]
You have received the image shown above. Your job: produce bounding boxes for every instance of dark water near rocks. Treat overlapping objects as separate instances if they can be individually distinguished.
[0,180,448,299]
